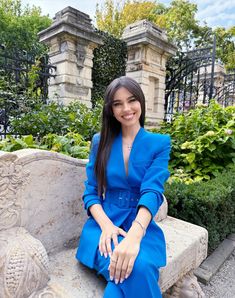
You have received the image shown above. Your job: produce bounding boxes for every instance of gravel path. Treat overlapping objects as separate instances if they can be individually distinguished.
[200,249,235,298]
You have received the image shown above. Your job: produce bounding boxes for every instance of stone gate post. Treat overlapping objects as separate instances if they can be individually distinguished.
[122,20,177,126]
[38,7,103,106]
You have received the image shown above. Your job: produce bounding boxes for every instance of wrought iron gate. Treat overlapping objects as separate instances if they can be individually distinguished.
[0,45,56,138]
[165,36,235,121]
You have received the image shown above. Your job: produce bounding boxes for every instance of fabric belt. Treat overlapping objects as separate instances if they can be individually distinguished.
[104,189,140,208]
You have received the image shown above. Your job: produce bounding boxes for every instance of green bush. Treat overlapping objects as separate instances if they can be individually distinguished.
[0,132,90,159]
[165,166,235,252]
[153,101,235,183]
[10,100,102,140]
[92,30,127,106]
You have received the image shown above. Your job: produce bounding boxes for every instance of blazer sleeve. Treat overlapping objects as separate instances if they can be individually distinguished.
[137,135,171,219]
[83,134,102,216]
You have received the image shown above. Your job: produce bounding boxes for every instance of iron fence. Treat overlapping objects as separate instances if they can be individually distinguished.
[0,44,56,139]
[165,36,235,121]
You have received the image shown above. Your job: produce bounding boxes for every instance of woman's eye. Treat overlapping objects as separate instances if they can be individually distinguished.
[129,98,136,102]
[113,102,121,107]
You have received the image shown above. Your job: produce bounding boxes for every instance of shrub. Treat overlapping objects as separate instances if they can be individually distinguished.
[10,100,102,140]
[153,101,235,183]
[92,30,127,106]
[165,166,235,252]
[0,132,90,159]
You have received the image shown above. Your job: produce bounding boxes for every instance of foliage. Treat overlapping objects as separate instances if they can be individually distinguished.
[0,0,51,55]
[193,25,235,71]
[92,30,127,105]
[96,0,199,47]
[10,100,102,140]
[165,166,235,251]
[0,132,90,159]
[96,0,235,69]
[96,0,163,38]
[153,101,235,183]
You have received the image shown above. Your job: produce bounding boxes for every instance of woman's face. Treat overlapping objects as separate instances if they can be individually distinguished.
[111,87,141,129]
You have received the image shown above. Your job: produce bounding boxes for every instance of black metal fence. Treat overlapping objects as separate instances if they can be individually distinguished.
[0,44,56,138]
[165,36,235,121]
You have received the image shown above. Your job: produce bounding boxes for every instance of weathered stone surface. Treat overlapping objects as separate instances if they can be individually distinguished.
[0,149,208,297]
[163,270,205,298]
[0,149,87,254]
[194,237,235,284]
[47,216,207,297]
[38,6,103,106]
[0,152,30,231]
[122,20,177,125]
[155,195,168,222]
[0,227,49,298]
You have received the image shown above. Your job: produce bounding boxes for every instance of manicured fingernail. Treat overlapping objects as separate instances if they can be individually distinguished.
[110,276,113,281]
[115,279,118,284]
[104,253,107,258]
[120,278,124,283]
[100,251,103,256]
[108,252,112,258]
[125,274,129,279]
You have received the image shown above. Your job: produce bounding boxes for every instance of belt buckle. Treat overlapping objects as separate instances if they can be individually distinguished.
[118,195,126,208]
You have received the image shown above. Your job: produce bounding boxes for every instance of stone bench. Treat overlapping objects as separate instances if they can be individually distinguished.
[0,149,208,297]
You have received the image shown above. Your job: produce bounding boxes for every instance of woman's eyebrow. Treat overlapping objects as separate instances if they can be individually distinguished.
[112,96,135,102]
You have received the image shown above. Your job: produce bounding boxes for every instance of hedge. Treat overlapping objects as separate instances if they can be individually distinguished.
[165,165,235,252]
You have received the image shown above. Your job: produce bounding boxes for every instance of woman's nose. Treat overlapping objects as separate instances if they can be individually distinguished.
[123,102,130,111]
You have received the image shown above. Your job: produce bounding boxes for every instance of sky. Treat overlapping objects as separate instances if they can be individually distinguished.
[21,0,235,29]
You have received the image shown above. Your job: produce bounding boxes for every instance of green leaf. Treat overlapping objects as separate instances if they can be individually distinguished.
[186,152,196,164]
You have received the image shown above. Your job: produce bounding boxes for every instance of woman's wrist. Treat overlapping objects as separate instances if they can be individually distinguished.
[127,223,144,242]
[100,219,113,231]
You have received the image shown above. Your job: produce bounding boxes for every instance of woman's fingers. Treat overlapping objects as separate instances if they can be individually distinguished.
[112,233,119,247]
[113,257,123,284]
[119,258,129,283]
[118,228,127,237]
[109,254,118,281]
[110,254,135,283]
[125,257,135,279]
[99,235,108,257]
[99,226,127,257]
[106,237,112,257]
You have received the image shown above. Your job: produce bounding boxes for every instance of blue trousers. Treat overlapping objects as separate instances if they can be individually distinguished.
[94,236,162,298]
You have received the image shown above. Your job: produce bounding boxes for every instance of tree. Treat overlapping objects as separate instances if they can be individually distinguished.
[96,0,167,38]
[0,0,51,55]
[96,0,235,69]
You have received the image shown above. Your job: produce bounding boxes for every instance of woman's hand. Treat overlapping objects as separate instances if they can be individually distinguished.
[99,223,127,258]
[109,232,141,284]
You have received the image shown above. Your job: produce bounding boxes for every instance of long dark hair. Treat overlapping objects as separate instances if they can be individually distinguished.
[95,76,146,195]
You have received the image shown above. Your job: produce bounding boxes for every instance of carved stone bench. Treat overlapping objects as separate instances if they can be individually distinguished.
[0,149,208,297]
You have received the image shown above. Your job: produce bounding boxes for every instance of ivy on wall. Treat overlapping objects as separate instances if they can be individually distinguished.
[91,30,127,106]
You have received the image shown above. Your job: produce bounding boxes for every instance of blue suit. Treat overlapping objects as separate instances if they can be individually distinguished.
[76,127,171,298]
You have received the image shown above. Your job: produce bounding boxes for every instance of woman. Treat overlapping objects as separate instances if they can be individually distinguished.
[76,76,171,298]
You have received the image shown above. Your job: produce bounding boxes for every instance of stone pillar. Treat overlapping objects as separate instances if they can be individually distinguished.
[122,20,177,126]
[38,7,103,106]
[197,63,226,104]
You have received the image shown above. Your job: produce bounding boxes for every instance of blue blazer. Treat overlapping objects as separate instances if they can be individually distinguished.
[76,127,171,269]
